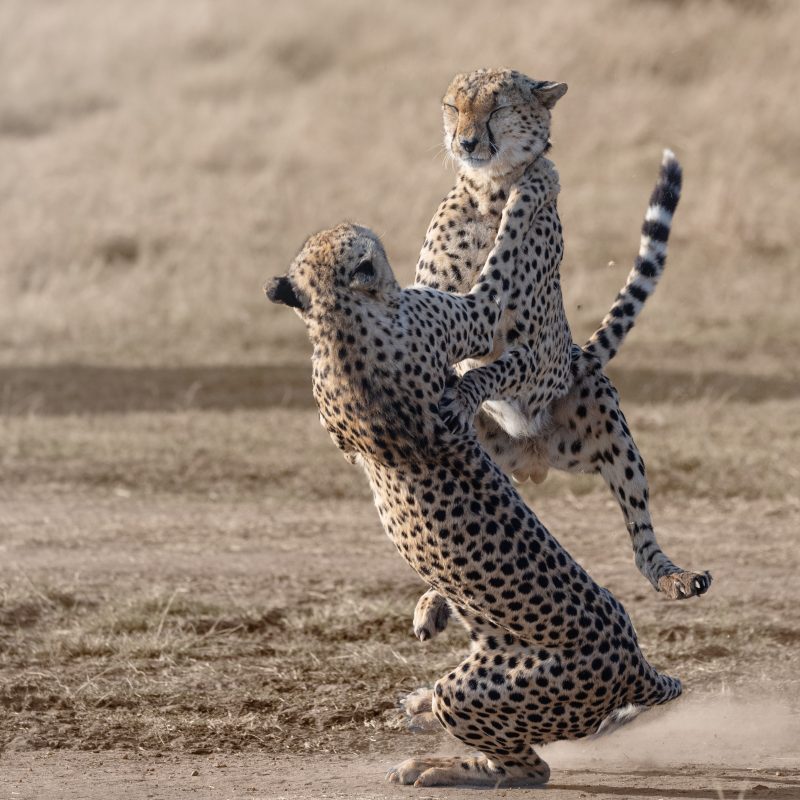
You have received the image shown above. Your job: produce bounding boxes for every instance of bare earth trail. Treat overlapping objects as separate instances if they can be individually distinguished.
[2,368,799,798]
[3,751,800,800]
[2,382,800,799]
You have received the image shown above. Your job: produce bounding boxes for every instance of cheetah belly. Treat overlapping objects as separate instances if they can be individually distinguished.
[483,398,551,438]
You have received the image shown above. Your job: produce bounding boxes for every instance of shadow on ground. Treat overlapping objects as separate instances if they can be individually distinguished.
[2,364,798,416]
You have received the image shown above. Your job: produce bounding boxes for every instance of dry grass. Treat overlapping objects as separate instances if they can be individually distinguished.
[1,399,798,502]
[1,398,799,754]
[0,0,797,369]
[0,574,442,753]
[2,499,798,756]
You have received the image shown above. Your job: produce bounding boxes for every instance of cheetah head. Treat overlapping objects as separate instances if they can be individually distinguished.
[265,223,400,319]
[442,68,567,178]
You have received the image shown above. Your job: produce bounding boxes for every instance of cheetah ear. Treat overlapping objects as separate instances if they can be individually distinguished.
[530,81,568,110]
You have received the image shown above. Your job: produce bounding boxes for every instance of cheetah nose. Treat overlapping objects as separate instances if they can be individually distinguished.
[460,137,479,154]
[265,276,303,310]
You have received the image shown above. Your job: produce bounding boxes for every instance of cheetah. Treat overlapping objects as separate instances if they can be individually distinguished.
[265,174,682,787]
[414,69,710,616]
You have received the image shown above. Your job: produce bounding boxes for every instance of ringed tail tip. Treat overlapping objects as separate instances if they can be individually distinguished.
[659,148,682,192]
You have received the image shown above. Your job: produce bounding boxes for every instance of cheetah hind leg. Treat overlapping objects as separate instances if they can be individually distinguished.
[387,753,550,788]
[545,371,713,600]
[399,687,440,734]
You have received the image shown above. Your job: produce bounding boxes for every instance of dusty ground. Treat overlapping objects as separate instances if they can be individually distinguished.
[3,752,799,800]
[2,0,800,797]
[2,378,800,796]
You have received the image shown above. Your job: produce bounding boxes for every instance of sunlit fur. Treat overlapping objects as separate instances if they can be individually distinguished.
[268,224,400,320]
[442,68,567,181]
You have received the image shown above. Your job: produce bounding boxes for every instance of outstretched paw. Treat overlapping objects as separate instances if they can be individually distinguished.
[413,589,451,641]
[658,570,712,600]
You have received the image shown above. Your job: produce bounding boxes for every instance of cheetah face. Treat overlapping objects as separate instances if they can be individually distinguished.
[442,68,567,178]
[265,223,399,319]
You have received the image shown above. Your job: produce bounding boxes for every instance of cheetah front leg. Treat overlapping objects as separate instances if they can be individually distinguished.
[439,344,539,434]
[442,158,561,366]
[546,373,712,599]
[468,157,561,313]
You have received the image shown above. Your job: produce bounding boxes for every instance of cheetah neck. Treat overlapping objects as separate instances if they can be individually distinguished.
[458,161,530,216]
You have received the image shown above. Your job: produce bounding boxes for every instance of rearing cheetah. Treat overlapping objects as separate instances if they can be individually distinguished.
[265,180,682,786]
[414,69,710,620]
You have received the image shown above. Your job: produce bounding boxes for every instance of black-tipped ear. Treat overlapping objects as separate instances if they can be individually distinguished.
[531,81,568,110]
[265,276,303,309]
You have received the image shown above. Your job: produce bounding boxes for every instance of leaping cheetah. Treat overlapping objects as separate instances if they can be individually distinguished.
[414,69,710,614]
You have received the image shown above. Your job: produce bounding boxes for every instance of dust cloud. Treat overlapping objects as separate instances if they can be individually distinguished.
[541,691,800,770]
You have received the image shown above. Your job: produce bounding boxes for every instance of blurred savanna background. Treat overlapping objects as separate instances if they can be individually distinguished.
[1,1,799,796]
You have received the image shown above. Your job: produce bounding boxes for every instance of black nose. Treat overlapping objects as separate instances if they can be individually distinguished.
[265,276,303,309]
[460,137,479,153]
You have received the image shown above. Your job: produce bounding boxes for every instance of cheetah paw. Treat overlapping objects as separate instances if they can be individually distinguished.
[398,689,439,733]
[437,381,481,435]
[437,389,471,434]
[387,757,451,786]
[400,687,433,715]
[658,570,712,600]
[387,755,549,787]
[412,589,451,641]
[511,463,550,484]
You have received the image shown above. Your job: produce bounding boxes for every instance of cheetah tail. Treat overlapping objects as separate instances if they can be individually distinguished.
[592,672,682,739]
[591,703,646,739]
[579,149,682,370]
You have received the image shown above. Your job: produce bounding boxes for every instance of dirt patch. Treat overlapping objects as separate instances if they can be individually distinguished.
[2,482,799,757]
[1,751,799,800]
[2,364,798,416]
